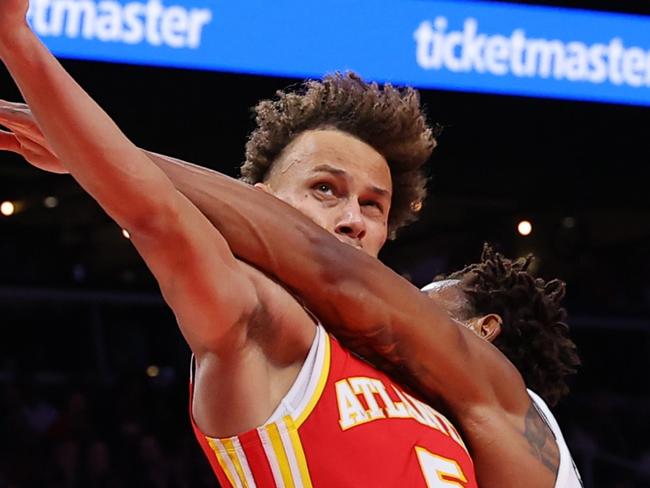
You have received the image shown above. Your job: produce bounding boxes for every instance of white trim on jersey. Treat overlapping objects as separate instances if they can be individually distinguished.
[266,324,325,424]
[528,389,583,488]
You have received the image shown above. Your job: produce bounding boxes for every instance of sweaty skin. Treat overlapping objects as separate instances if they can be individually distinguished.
[0,100,561,487]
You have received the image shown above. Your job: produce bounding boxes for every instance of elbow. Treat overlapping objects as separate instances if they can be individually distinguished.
[122,191,183,240]
[97,170,180,238]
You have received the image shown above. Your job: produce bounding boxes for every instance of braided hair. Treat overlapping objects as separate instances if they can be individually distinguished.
[442,244,580,406]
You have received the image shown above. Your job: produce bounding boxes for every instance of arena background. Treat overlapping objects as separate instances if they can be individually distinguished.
[1,0,649,486]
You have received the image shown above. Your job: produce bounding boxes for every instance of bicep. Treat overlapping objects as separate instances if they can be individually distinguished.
[129,190,259,355]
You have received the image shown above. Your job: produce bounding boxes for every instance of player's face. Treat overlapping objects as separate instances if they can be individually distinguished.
[424,280,502,343]
[424,280,470,324]
[258,129,392,257]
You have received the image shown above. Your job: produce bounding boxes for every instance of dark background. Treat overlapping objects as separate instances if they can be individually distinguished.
[1,1,649,487]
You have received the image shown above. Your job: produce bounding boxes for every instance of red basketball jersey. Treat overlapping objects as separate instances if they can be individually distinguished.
[190,326,478,487]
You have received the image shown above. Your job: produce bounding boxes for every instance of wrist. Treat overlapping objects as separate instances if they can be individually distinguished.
[0,22,33,59]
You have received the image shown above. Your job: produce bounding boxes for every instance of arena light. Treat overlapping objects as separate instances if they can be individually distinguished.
[44,196,59,208]
[517,220,532,236]
[0,201,15,216]
[146,365,160,378]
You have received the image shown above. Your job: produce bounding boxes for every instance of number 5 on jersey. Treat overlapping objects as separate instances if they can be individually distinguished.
[416,447,468,487]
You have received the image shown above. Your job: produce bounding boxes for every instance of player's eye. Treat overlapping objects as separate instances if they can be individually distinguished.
[315,183,335,195]
[362,200,383,212]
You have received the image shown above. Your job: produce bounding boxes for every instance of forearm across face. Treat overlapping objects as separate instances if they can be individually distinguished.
[150,154,533,403]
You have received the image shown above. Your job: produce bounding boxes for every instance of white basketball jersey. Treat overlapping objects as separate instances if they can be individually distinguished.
[528,389,583,488]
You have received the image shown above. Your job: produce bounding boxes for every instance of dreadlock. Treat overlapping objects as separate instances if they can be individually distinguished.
[240,72,440,238]
[443,244,580,406]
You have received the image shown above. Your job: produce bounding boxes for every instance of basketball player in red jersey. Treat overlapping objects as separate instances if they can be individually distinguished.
[0,5,476,487]
[0,91,583,487]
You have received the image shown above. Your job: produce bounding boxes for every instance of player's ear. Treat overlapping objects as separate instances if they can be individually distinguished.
[254,182,273,194]
[476,314,502,342]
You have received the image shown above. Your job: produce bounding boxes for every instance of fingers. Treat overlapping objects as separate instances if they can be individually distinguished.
[0,128,68,173]
[0,101,55,156]
[0,99,28,109]
[3,121,50,148]
[0,111,33,131]
[0,112,50,149]
[0,125,53,157]
[11,131,47,155]
[0,101,37,130]
[0,128,20,152]
[0,126,48,155]
[0,102,65,173]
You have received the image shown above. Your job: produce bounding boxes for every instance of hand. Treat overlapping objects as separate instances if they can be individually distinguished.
[0,99,69,173]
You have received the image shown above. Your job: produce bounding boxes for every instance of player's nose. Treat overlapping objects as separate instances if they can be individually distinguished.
[335,201,366,243]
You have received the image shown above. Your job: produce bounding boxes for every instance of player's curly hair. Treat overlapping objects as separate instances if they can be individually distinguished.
[239,72,439,238]
[443,244,580,406]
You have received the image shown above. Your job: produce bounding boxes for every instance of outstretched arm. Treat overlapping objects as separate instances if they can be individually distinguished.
[0,2,260,358]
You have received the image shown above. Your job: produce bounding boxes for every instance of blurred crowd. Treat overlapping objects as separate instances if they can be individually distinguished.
[0,373,215,488]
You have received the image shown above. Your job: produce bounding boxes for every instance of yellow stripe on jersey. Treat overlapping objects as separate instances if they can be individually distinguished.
[222,438,252,488]
[207,438,240,488]
[258,426,285,487]
[266,422,296,488]
[295,332,331,427]
[284,417,314,488]
[232,438,258,488]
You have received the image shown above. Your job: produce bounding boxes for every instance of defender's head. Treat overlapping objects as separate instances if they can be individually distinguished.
[240,72,438,257]
[422,245,581,406]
